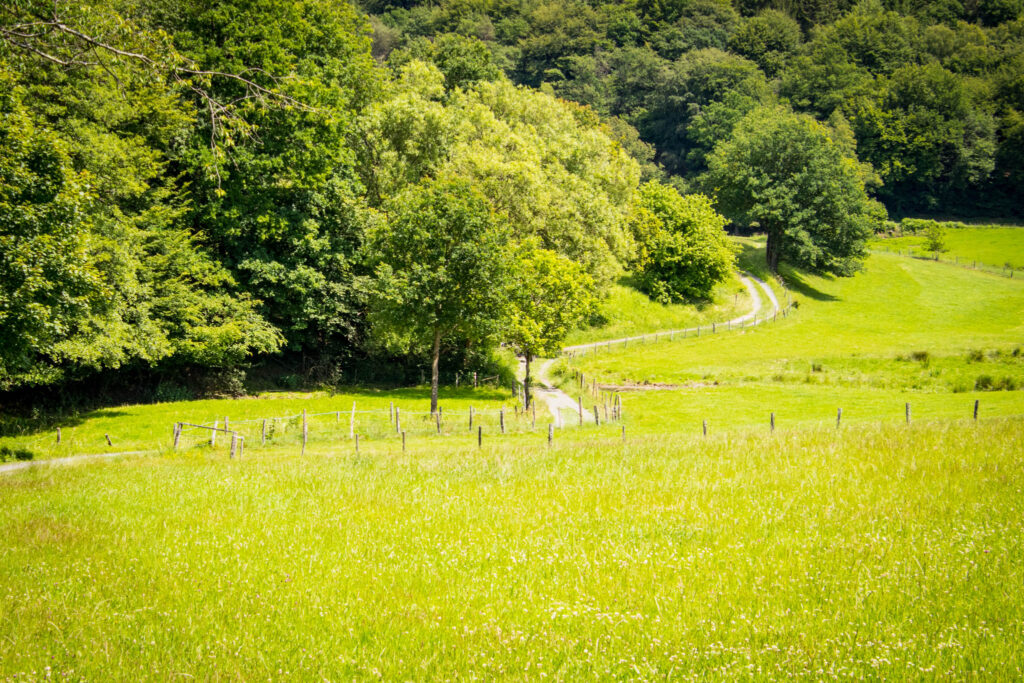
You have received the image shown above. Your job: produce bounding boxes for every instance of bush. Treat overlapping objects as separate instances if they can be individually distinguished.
[629,183,735,304]
[0,446,34,462]
[966,349,985,362]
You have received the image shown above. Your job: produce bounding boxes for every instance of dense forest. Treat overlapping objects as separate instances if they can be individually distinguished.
[1,0,1022,405]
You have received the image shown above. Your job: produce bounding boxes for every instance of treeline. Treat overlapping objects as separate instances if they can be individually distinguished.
[4,0,1021,404]
[1,0,735,404]
[365,0,1024,217]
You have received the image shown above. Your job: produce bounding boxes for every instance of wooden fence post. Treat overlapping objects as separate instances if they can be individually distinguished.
[770,412,775,432]
[402,431,406,452]
[577,397,583,426]
[230,432,237,459]
[905,402,911,424]
[211,419,218,447]
[105,434,112,446]
[395,407,401,434]
[593,405,600,426]
[224,417,230,433]
[500,407,505,434]
[302,409,308,455]
[261,419,267,445]
[702,420,707,437]
[621,425,625,440]
[57,428,62,445]
[974,399,979,420]
[173,423,181,449]
[478,426,482,448]
[436,411,441,434]
[469,406,474,430]
[836,408,842,429]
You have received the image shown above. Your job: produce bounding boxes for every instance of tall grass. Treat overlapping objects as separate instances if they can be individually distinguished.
[1,419,1022,678]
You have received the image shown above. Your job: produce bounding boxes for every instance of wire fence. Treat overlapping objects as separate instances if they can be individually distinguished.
[873,247,1021,278]
[171,397,626,456]
[561,301,798,357]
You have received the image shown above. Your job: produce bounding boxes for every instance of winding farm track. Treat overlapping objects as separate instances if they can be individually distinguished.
[523,273,782,425]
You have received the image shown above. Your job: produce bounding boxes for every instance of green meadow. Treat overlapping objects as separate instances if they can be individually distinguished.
[566,251,1024,389]
[1,420,1022,679]
[871,224,1024,270]
[3,238,1024,679]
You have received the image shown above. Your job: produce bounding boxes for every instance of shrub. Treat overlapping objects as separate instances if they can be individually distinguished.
[629,183,735,303]
[966,349,985,362]
[0,446,34,462]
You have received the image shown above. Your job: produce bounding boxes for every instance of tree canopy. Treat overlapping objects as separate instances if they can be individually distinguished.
[704,106,882,274]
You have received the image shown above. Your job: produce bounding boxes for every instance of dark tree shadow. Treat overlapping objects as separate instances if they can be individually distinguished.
[732,236,841,302]
[779,267,840,302]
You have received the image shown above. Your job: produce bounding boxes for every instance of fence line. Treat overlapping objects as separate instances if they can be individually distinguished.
[873,247,1021,278]
[561,301,798,358]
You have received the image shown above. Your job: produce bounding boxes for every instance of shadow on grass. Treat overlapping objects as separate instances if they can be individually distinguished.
[0,446,34,462]
[779,267,840,302]
[733,235,840,302]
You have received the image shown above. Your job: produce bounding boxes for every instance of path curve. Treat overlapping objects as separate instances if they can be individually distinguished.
[563,273,778,353]
[521,273,782,424]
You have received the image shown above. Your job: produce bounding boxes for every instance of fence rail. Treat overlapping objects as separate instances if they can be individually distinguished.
[873,247,1021,278]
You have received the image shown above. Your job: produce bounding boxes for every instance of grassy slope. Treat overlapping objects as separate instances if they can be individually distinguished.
[564,246,1024,432]
[871,225,1024,269]
[569,251,1024,381]
[1,420,1022,679]
[563,273,751,346]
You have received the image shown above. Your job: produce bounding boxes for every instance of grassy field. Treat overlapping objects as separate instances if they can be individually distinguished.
[563,273,751,346]
[871,224,1024,270]
[3,237,1024,678]
[567,249,1024,387]
[0,387,519,462]
[1,419,1022,679]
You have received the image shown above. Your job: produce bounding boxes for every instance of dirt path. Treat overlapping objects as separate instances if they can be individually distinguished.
[563,273,777,353]
[0,450,156,475]
[522,273,782,423]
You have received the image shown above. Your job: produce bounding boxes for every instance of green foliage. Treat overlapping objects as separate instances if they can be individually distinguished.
[728,9,802,75]
[629,183,736,303]
[705,106,881,274]
[506,241,595,359]
[362,0,1024,218]
[388,33,501,91]
[365,178,512,409]
[0,50,280,391]
[924,223,948,255]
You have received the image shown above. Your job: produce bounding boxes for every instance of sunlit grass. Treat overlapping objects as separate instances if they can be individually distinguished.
[568,251,1024,384]
[871,224,1024,269]
[563,273,751,346]
[1,419,1022,678]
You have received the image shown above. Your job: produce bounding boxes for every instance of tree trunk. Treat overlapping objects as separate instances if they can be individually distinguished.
[524,352,532,410]
[766,229,782,273]
[430,326,441,414]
